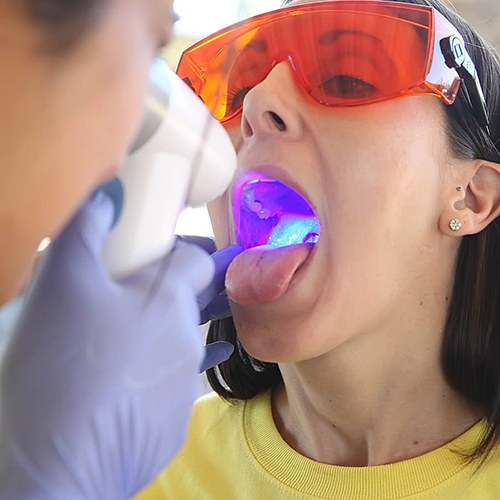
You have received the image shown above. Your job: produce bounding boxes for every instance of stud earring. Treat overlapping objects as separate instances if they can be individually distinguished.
[449,218,463,231]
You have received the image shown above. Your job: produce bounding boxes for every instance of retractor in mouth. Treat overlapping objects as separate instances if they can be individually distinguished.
[233,172,321,250]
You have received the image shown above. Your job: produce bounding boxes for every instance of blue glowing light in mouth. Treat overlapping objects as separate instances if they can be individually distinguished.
[233,172,321,250]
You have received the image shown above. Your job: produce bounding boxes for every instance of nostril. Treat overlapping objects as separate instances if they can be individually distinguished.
[269,112,286,132]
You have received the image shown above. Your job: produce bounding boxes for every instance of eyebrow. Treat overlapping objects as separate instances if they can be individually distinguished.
[318,28,399,79]
[238,30,381,56]
[319,29,382,46]
[240,39,268,54]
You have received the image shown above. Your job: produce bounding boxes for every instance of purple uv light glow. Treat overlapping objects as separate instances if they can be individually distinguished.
[233,172,321,250]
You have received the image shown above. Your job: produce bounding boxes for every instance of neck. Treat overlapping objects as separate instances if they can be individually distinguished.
[273,322,482,467]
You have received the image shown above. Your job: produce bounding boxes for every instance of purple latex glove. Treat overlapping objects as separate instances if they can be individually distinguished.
[177,236,242,372]
[0,192,228,499]
[177,235,242,325]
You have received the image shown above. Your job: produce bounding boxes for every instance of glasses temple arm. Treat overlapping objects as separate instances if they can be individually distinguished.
[440,35,491,137]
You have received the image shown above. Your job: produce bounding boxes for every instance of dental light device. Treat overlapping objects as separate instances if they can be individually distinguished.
[102,59,237,279]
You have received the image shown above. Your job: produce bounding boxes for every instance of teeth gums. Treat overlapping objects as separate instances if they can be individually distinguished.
[233,172,321,250]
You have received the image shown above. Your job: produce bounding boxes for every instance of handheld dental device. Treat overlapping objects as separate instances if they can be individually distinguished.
[102,59,237,279]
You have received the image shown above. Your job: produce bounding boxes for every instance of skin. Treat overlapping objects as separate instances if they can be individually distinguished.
[0,0,175,305]
[208,0,500,466]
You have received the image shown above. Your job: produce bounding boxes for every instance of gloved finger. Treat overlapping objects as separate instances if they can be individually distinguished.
[166,241,215,296]
[176,235,217,254]
[98,177,124,228]
[197,245,243,312]
[51,190,115,263]
[199,341,235,372]
[199,291,232,324]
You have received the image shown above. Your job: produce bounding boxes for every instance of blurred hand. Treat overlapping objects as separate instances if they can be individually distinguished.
[0,192,225,499]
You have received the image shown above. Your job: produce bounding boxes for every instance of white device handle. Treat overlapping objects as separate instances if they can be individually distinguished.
[102,60,237,279]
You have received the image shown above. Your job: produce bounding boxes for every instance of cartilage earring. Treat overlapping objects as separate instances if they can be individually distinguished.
[449,218,463,231]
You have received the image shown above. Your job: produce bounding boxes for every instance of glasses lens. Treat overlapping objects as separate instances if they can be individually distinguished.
[178,3,449,122]
[299,9,430,107]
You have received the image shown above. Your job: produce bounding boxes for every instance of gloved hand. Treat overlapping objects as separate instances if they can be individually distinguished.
[178,235,239,325]
[0,191,237,499]
[182,236,242,373]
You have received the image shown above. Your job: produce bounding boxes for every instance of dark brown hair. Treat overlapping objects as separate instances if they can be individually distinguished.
[207,0,500,464]
[25,0,106,51]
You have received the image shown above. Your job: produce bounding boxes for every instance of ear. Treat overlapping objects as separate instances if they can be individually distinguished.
[439,159,500,236]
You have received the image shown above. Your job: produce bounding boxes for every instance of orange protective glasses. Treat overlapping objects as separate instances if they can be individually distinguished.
[176,1,490,132]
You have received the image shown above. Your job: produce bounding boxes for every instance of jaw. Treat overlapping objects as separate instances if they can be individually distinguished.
[207,191,234,248]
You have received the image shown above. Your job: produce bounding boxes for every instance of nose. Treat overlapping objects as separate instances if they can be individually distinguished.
[240,62,304,142]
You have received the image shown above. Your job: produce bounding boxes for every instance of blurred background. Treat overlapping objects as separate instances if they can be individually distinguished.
[453,0,500,49]
[169,0,500,238]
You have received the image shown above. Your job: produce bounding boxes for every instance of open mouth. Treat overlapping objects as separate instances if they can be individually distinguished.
[227,172,321,305]
[233,172,321,249]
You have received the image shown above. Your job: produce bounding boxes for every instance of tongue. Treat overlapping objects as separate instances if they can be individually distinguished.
[225,243,314,305]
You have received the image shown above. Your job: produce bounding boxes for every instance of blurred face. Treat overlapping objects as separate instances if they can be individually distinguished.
[0,0,174,301]
[209,0,460,363]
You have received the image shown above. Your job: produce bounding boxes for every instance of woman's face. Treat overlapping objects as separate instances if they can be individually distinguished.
[0,0,174,247]
[209,0,462,363]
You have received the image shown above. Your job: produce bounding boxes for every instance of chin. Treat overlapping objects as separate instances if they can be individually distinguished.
[232,305,323,364]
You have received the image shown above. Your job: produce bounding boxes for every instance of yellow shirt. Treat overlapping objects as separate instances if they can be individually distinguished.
[137,391,500,499]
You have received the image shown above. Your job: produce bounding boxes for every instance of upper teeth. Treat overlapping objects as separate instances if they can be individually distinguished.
[243,187,273,219]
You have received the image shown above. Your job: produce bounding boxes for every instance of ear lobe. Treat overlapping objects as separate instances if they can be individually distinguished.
[441,160,500,236]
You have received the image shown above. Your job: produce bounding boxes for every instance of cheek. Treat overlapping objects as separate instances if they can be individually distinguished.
[76,9,156,181]
[208,194,231,248]
[207,119,241,248]
[225,123,243,150]
[63,71,149,188]
[103,73,150,168]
